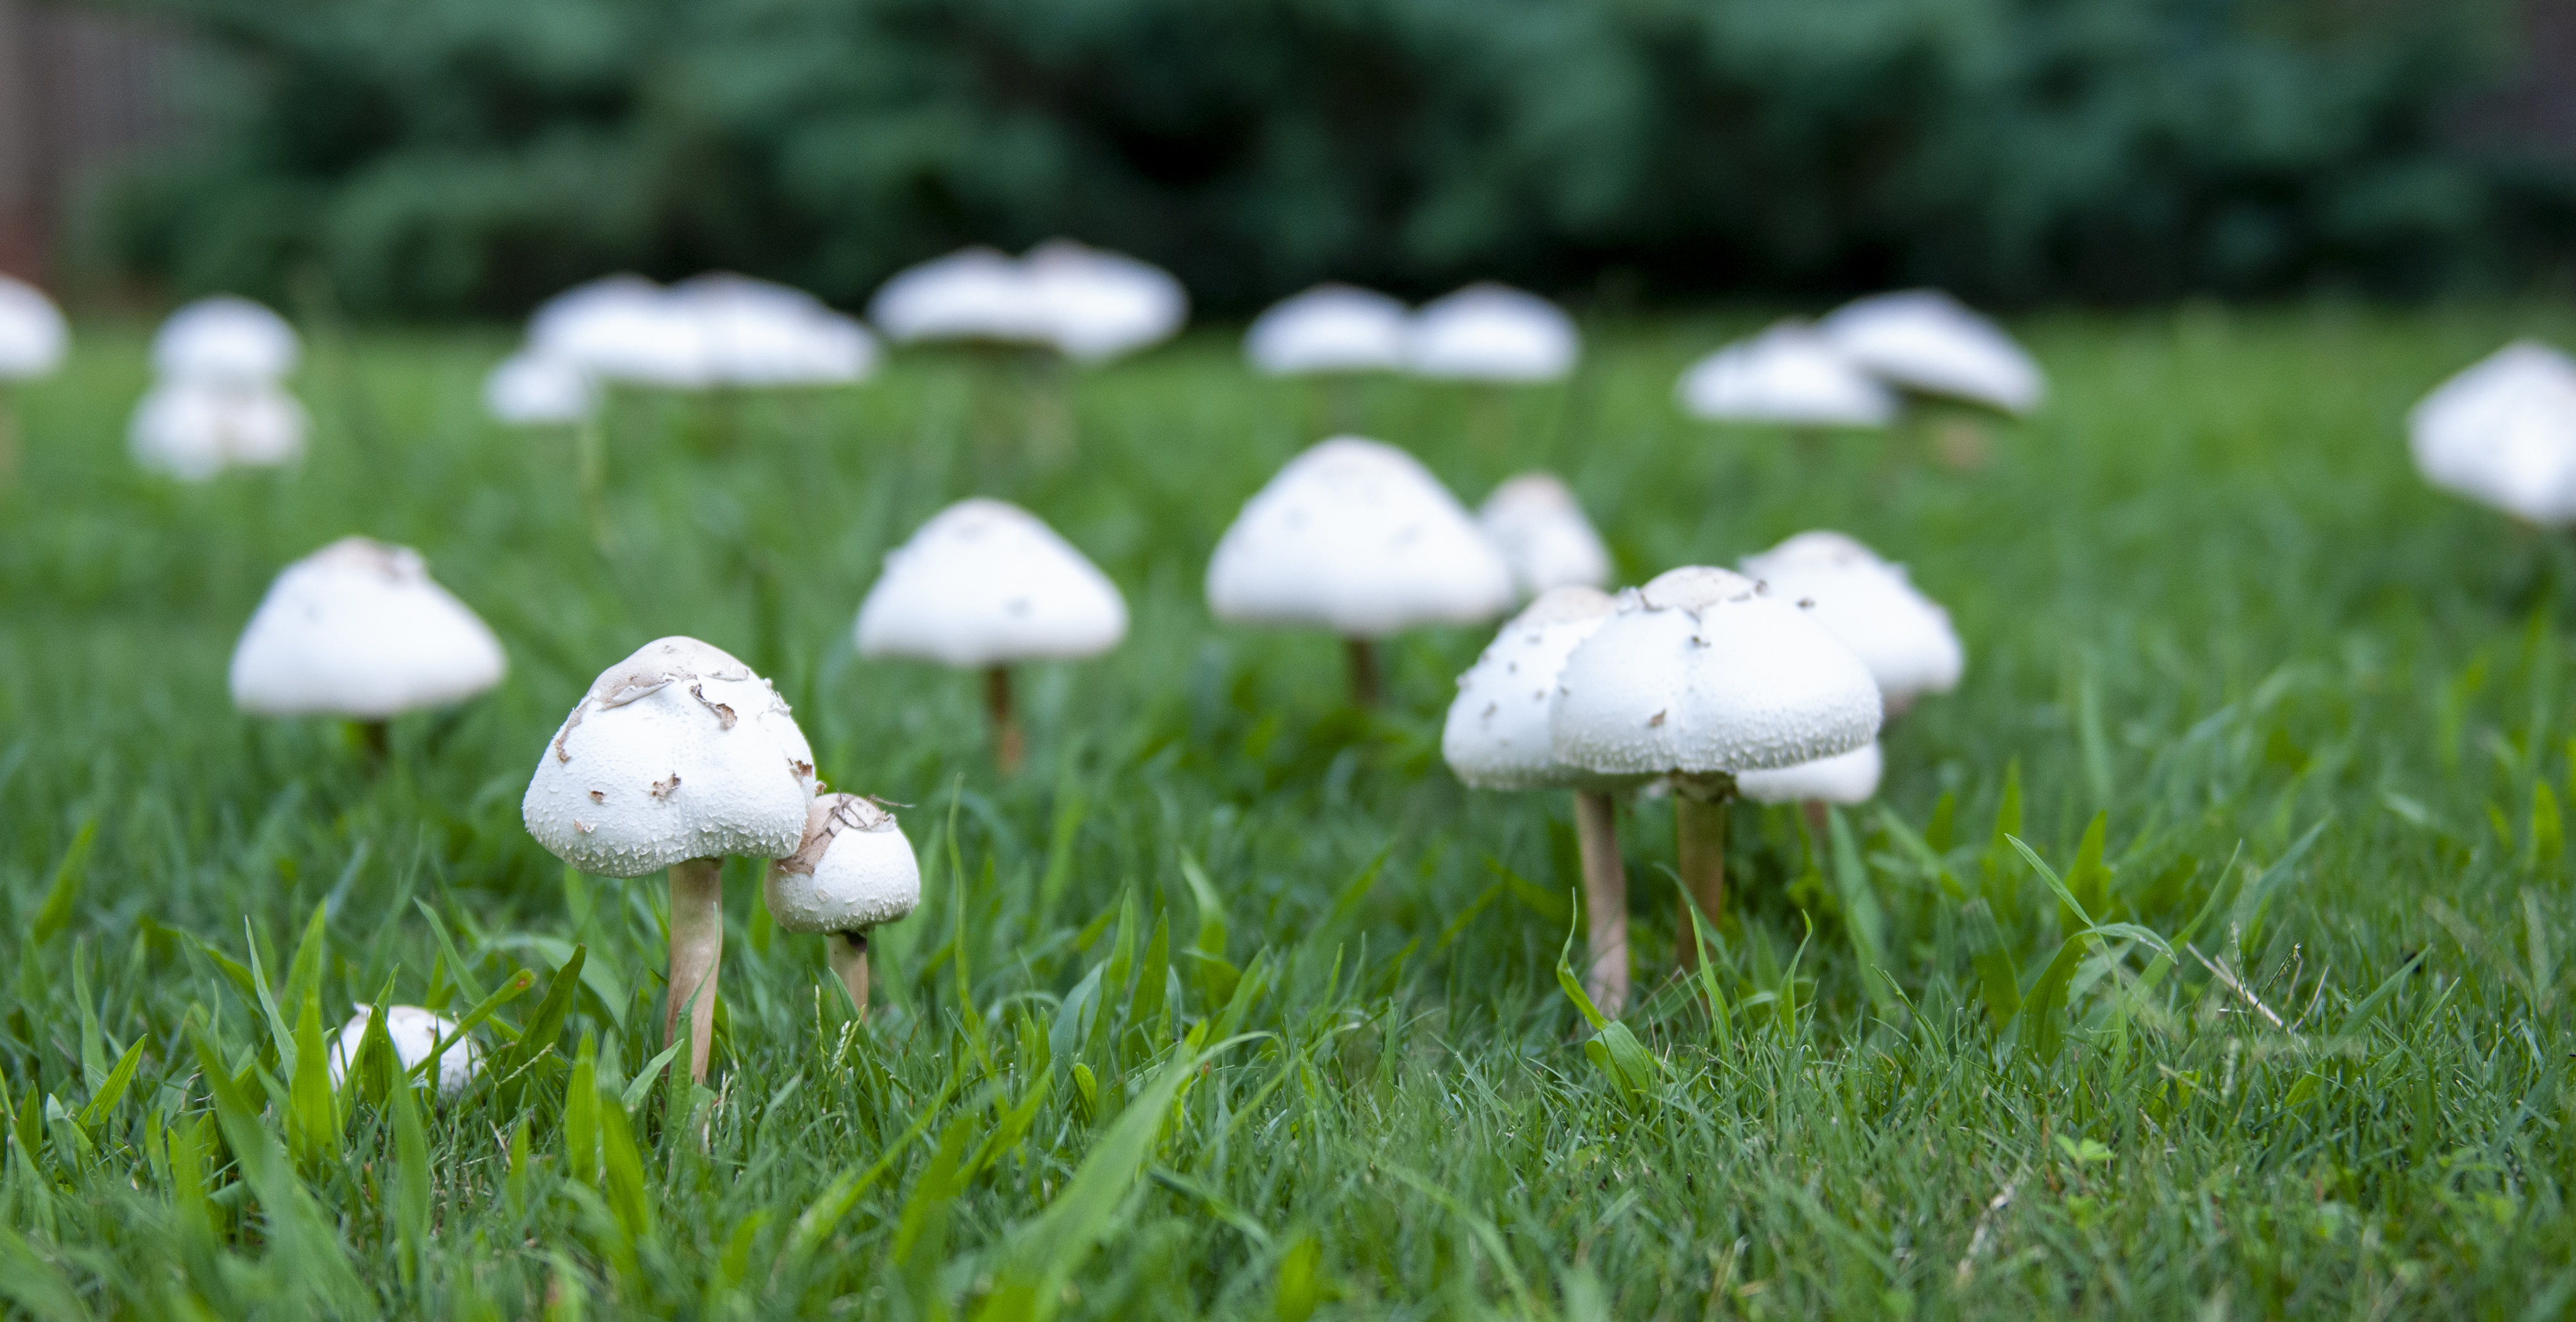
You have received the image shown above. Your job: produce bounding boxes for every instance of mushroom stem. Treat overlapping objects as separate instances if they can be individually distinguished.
[827,931,870,1017]
[665,857,724,1084]
[984,665,1024,774]
[1572,789,1629,1016]
[1343,637,1382,709]
[352,719,390,765]
[1674,787,1732,967]
[1800,799,1829,840]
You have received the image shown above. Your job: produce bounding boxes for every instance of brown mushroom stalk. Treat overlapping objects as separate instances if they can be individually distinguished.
[1672,777,1735,969]
[827,932,871,1016]
[1571,789,1629,1014]
[666,857,724,1082]
[1343,637,1381,709]
[984,665,1024,774]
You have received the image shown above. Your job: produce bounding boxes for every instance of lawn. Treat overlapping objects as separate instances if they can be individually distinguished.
[4,304,2575,1319]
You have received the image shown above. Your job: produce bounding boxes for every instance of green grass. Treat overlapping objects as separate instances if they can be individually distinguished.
[6,303,2576,1319]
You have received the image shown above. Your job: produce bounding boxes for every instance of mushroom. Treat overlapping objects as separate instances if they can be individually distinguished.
[1818,291,2043,416]
[229,536,509,757]
[128,376,310,480]
[1736,742,1882,809]
[1443,586,1645,1013]
[867,247,1057,349]
[1023,240,1189,364]
[152,296,300,385]
[1549,567,1881,951]
[1206,436,1515,707]
[1406,284,1578,384]
[1477,473,1613,599]
[1245,284,1411,376]
[0,275,69,483]
[853,498,1129,773]
[2408,341,2576,528]
[1739,531,1963,718]
[482,350,597,426]
[669,273,878,387]
[765,793,922,1015]
[521,636,818,1083]
[528,274,711,389]
[326,1004,481,1097]
[1677,321,1896,429]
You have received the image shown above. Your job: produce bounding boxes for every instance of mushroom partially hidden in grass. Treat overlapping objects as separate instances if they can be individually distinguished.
[1550,567,1881,956]
[1443,586,1643,1013]
[326,1004,480,1097]
[765,793,922,1015]
[1477,472,1613,599]
[228,537,508,758]
[2408,341,2576,528]
[854,498,1129,773]
[521,636,818,1084]
[1207,436,1514,708]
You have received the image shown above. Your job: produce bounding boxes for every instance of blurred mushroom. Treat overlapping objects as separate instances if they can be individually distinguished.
[1406,284,1579,383]
[0,274,67,384]
[867,247,1056,349]
[1818,290,2043,416]
[128,376,309,480]
[2408,341,2576,528]
[766,793,922,1015]
[1740,531,1963,718]
[1736,742,1882,811]
[1477,473,1613,599]
[327,1004,480,1097]
[1024,240,1188,364]
[1246,284,1410,377]
[670,273,877,387]
[482,350,597,426]
[152,296,300,384]
[1677,321,1896,429]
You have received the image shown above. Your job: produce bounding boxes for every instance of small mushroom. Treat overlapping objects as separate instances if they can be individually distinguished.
[482,350,597,426]
[765,794,923,1016]
[128,376,309,480]
[1740,531,1963,718]
[152,296,300,385]
[669,272,877,387]
[853,499,1129,773]
[1023,240,1189,365]
[326,1004,481,1097]
[867,247,1058,349]
[1405,284,1579,383]
[1476,473,1613,600]
[528,274,711,389]
[0,275,69,484]
[2408,340,2576,528]
[1677,321,1896,429]
[1245,284,1411,377]
[1549,567,1881,959]
[1818,290,2044,416]
[1207,436,1515,707]
[522,636,818,1084]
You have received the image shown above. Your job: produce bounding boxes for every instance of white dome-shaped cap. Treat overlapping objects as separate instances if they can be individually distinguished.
[1677,321,1897,428]
[129,378,309,480]
[1477,473,1613,598]
[867,247,1055,347]
[522,636,818,877]
[1736,741,1883,806]
[327,1004,480,1097]
[670,272,878,386]
[229,537,508,719]
[0,275,69,380]
[765,794,921,933]
[1024,240,1187,364]
[2409,341,2576,526]
[1443,587,1643,791]
[528,274,711,389]
[152,296,299,383]
[854,498,1129,669]
[1245,284,1409,375]
[483,350,597,425]
[1206,436,1516,637]
[1741,531,1963,705]
[1550,566,1882,779]
[1819,290,2043,414]
[1406,284,1578,382]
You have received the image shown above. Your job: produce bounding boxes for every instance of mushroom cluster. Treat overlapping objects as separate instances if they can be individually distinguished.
[130,296,308,479]
[496,271,877,414]
[1674,291,2045,439]
[1243,282,1579,385]
[870,241,1188,365]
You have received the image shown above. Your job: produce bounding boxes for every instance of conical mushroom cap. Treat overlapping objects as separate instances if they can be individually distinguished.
[521,636,818,877]
[1443,587,1643,791]
[867,247,1055,347]
[128,377,309,480]
[854,498,1128,668]
[1741,531,1963,706]
[1024,240,1187,364]
[1736,742,1884,806]
[1549,567,1882,778]
[230,537,508,718]
[1207,436,1515,636]
[152,296,299,384]
[2408,341,2576,526]
[1245,284,1409,375]
[326,1004,480,1097]
[0,275,69,380]
[1677,321,1896,428]
[1406,284,1578,382]
[765,794,922,933]
[1819,290,2042,414]
[483,351,597,426]
[1477,473,1612,598]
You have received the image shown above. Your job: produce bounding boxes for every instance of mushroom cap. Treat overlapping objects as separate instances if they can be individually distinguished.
[1443,586,1643,791]
[1677,321,1897,428]
[326,1004,480,1097]
[152,296,299,384]
[1245,284,1410,375]
[1736,741,1883,806]
[1477,472,1613,598]
[482,350,597,426]
[521,636,818,877]
[229,537,509,719]
[854,498,1130,668]
[765,794,922,933]
[2408,341,2576,526]
[1406,284,1579,382]
[1206,436,1516,636]
[867,247,1056,347]
[1818,290,2043,414]
[670,272,878,386]
[0,274,69,380]
[528,274,711,389]
[1024,240,1188,364]
[1549,566,1882,777]
[128,377,309,480]
[1740,531,1963,704]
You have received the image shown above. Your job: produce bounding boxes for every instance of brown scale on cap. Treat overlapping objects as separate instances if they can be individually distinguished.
[775,793,900,877]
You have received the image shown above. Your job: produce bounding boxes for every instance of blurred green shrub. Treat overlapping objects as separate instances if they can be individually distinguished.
[89,0,2568,313]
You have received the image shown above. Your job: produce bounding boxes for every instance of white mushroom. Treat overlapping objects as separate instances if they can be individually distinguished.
[1736,741,1883,807]
[867,247,1055,348]
[765,794,922,1015]
[229,538,508,753]
[128,377,309,480]
[1023,240,1188,364]
[521,636,818,1082]
[1677,321,1896,428]
[1206,436,1515,705]
[152,296,299,384]
[483,350,597,426]
[1477,473,1613,599]
[853,498,1128,771]
[1443,586,1643,1012]
[1245,284,1410,376]
[1740,531,1963,714]
[0,275,69,382]
[2408,341,2576,526]
[669,272,878,387]
[528,274,711,389]
[1818,290,2043,416]
[326,1004,480,1097]
[1550,567,1881,948]
[1406,284,1579,383]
